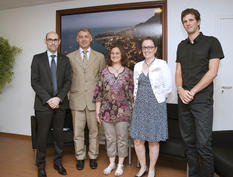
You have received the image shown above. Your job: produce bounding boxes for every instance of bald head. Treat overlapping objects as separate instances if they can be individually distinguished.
[46,32,59,40]
[45,32,60,53]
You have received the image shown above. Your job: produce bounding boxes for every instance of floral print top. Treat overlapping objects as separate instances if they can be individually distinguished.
[93,67,134,123]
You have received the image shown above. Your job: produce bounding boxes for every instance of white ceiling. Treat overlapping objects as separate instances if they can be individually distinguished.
[0,0,72,10]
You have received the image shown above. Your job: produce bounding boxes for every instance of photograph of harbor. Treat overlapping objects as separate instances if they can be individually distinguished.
[60,7,163,69]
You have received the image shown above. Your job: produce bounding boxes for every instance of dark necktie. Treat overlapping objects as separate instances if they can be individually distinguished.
[50,55,57,96]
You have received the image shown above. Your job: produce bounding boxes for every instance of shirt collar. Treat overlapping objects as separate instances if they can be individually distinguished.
[47,50,58,57]
[186,32,203,44]
[80,47,91,54]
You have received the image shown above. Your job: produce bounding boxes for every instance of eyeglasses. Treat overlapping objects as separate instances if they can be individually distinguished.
[47,38,59,43]
[142,46,155,51]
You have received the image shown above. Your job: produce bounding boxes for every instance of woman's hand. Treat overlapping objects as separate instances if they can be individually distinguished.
[96,114,102,124]
[95,102,102,124]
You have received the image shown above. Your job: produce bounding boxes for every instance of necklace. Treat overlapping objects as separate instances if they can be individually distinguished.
[145,58,155,67]
[112,66,122,74]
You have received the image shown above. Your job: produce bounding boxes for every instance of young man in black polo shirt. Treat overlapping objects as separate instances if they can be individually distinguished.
[175,8,224,177]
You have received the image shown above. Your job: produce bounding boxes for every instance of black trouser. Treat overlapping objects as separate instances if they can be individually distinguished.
[35,109,66,169]
[178,99,214,177]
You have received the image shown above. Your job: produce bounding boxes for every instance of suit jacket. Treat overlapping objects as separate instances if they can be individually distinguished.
[31,51,71,111]
[67,49,106,111]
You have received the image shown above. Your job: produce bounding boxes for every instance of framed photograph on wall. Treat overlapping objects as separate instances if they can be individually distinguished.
[56,1,167,69]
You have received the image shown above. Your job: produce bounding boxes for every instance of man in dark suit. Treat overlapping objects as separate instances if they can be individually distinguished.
[31,32,71,177]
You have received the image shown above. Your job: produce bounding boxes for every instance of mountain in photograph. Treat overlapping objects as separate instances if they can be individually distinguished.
[94,14,162,68]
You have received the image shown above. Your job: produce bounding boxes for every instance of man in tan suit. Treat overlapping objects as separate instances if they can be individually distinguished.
[67,28,105,170]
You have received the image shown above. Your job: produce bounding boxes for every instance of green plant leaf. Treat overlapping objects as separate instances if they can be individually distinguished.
[0,37,22,93]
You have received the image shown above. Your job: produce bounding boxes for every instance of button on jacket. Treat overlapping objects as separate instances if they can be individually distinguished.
[133,59,172,103]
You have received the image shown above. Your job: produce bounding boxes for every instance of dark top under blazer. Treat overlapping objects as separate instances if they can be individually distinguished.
[31,51,72,111]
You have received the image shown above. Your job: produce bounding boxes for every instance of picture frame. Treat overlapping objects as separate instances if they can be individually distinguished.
[56,1,167,69]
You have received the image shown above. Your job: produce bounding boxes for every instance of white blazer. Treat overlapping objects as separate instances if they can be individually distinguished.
[133,59,172,103]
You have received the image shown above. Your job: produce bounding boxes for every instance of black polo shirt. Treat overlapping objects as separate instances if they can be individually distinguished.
[176,32,224,102]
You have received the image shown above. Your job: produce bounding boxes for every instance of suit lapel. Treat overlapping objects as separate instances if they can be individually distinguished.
[42,52,52,82]
[75,50,84,69]
[57,53,62,82]
[87,49,95,67]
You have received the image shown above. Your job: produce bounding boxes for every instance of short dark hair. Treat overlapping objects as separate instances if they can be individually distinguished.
[77,28,91,36]
[141,36,158,48]
[107,43,128,67]
[181,8,201,23]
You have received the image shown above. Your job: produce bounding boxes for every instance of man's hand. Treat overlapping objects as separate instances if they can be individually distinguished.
[47,97,61,109]
[47,98,57,109]
[189,89,197,98]
[178,88,194,104]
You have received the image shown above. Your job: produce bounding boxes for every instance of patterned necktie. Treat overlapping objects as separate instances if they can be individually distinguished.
[82,50,88,68]
[50,55,57,96]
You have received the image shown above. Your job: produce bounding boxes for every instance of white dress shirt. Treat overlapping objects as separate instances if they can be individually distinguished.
[80,47,91,61]
[47,50,58,67]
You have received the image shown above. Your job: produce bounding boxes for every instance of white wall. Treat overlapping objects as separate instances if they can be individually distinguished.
[0,0,232,135]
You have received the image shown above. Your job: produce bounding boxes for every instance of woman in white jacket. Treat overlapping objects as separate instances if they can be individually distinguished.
[130,37,172,177]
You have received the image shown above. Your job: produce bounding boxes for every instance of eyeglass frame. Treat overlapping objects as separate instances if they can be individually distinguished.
[46,38,60,43]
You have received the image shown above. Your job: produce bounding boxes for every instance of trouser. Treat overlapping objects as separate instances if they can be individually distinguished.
[35,109,66,169]
[178,99,214,177]
[72,107,99,160]
[102,121,129,158]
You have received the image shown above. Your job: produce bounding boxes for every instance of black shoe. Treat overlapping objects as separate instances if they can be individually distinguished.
[135,170,147,177]
[38,168,47,177]
[54,163,67,175]
[76,160,85,170]
[89,159,97,169]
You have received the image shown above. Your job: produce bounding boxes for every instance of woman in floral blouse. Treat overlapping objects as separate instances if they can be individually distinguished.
[93,44,134,176]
